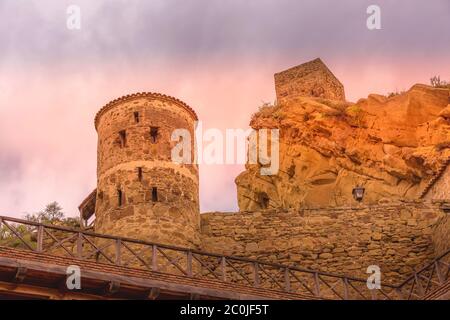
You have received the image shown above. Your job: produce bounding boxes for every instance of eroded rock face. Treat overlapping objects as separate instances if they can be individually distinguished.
[236,84,450,210]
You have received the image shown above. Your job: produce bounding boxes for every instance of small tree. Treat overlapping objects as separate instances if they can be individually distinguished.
[25,201,64,224]
[387,90,406,98]
[25,201,80,227]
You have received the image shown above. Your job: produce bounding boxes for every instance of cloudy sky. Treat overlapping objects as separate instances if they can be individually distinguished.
[0,0,449,217]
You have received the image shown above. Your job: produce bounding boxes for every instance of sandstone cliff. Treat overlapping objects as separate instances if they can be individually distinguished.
[236,84,450,210]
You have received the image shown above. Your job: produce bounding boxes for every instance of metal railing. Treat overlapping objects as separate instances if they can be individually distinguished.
[0,215,448,300]
[395,249,450,299]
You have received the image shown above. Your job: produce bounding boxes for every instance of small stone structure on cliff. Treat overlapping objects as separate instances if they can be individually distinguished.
[79,59,450,285]
[274,58,346,103]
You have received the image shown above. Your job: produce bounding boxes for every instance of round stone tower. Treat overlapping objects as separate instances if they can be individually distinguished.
[93,92,200,248]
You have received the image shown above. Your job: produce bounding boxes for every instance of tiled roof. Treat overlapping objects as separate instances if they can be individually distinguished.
[94,92,198,130]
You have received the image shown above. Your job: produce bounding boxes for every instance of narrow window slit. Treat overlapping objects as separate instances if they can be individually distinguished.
[134,112,140,123]
[117,189,123,207]
[152,187,158,202]
[150,127,159,143]
[119,130,127,147]
[137,167,143,181]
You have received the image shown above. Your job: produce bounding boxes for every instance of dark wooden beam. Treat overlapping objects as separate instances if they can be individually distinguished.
[103,281,120,296]
[57,278,67,293]
[147,287,160,300]
[13,267,27,283]
[0,252,293,300]
[189,293,200,300]
[56,275,76,294]
[0,280,105,300]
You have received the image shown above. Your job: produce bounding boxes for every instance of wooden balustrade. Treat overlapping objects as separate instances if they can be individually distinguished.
[0,215,448,300]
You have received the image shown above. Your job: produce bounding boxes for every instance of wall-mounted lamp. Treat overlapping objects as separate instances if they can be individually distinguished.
[352,186,365,202]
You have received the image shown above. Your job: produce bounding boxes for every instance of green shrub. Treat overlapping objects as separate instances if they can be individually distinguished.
[251,101,279,121]
[0,202,80,248]
[387,90,406,98]
[345,105,362,115]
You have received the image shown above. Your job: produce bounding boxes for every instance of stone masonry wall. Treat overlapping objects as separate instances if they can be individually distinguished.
[200,201,447,284]
[274,58,345,103]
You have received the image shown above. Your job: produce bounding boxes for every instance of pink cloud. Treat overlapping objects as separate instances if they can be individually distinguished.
[1,53,449,217]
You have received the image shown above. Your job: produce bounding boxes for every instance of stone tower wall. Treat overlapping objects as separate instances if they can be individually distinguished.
[94,93,200,248]
[274,58,345,103]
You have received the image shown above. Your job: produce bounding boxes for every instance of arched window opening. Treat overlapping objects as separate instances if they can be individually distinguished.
[137,167,143,181]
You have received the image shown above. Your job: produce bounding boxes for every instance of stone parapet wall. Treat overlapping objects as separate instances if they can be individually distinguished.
[200,201,448,284]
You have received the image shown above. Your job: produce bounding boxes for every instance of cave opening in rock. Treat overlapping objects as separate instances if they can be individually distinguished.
[257,192,270,209]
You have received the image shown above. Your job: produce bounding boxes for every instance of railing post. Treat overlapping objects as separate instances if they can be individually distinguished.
[370,289,377,300]
[152,245,158,272]
[36,225,44,252]
[414,273,425,297]
[221,257,227,282]
[254,262,260,287]
[314,272,321,297]
[76,232,83,259]
[115,239,121,265]
[284,268,291,292]
[187,251,193,277]
[343,278,349,300]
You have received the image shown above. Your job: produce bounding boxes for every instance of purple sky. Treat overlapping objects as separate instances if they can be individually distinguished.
[0,0,449,217]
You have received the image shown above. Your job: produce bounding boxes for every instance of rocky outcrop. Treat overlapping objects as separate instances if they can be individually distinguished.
[236,84,450,210]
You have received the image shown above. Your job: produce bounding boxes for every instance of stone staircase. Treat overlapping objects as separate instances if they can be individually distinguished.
[419,156,450,198]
